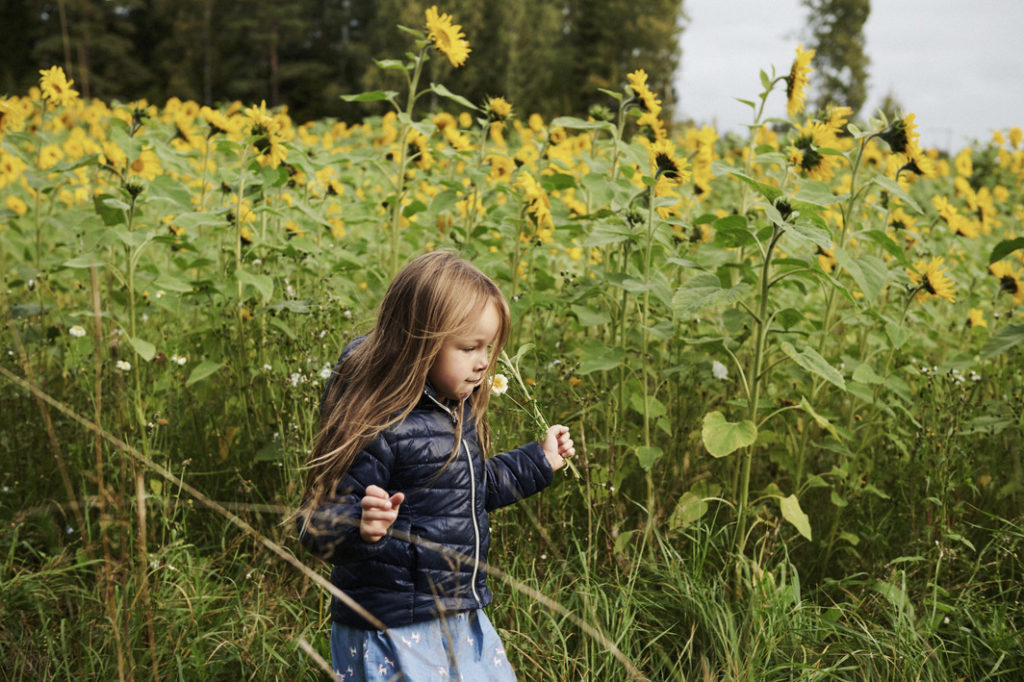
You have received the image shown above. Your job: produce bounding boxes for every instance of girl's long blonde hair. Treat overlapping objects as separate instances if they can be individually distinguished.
[298,251,511,525]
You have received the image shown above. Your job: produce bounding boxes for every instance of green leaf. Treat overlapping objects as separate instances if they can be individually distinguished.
[570,304,610,327]
[550,116,614,133]
[852,363,884,385]
[635,445,663,471]
[990,238,1024,265]
[128,336,156,362]
[93,193,126,226]
[429,83,478,110]
[871,175,922,213]
[268,316,296,340]
[64,253,105,269]
[701,411,757,458]
[147,175,193,210]
[340,90,397,103]
[792,181,839,207]
[834,248,889,301]
[185,361,224,387]
[373,58,409,71]
[885,320,912,349]
[981,322,1024,358]
[629,392,667,419]
[672,273,751,318]
[152,273,193,294]
[712,162,782,203]
[236,269,274,303]
[779,341,846,391]
[779,494,812,540]
[577,340,625,375]
[797,397,840,440]
[669,492,707,530]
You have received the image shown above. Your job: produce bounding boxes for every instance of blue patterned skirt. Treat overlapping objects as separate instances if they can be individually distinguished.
[330,610,517,681]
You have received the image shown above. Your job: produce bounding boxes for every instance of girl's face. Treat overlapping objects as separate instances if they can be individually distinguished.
[428,300,500,401]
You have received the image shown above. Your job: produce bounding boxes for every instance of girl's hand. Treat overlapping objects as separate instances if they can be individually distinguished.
[359,485,405,543]
[542,424,575,472]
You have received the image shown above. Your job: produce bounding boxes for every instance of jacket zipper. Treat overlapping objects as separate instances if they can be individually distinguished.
[425,392,483,603]
[463,439,482,603]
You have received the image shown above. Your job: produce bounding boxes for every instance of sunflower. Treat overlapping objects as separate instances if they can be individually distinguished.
[6,194,27,216]
[627,70,662,117]
[1010,126,1023,149]
[967,308,987,328]
[201,106,238,137]
[898,140,934,178]
[38,66,79,108]
[786,45,815,116]
[516,170,553,232]
[907,257,956,302]
[244,101,287,168]
[129,148,162,181]
[787,120,841,181]
[879,113,919,155]
[641,138,690,184]
[816,246,836,273]
[486,153,515,183]
[988,261,1024,305]
[425,6,471,68]
[486,96,512,121]
[406,129,434,170]
[954,148,973,178]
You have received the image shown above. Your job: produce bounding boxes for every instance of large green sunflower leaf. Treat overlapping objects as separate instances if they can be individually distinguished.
[989,238,1024,265]
[701,411,757,458]
[779,341,846,391]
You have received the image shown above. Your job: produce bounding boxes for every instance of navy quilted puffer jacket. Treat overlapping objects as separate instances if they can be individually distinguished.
[300,349,553,629]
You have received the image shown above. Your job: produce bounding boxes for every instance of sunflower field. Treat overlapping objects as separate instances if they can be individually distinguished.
[3,8,1024,681]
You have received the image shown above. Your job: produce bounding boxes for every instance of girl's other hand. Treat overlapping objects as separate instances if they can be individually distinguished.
[542,424,575,472]
[359,484,405,543]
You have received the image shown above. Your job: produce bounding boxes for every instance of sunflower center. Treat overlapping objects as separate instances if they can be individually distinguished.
[922,275,937,295]
[1001,275,1019,294]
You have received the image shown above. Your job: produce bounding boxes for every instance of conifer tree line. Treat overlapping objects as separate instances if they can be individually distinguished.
[1,0,686,123]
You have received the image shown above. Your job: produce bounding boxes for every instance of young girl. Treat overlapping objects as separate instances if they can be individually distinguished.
[298,251,575,681]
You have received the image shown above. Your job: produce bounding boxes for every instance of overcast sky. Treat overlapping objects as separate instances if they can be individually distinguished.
[674,0,1024,150]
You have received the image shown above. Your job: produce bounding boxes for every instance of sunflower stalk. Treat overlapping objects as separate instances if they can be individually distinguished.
[498,350,581,480]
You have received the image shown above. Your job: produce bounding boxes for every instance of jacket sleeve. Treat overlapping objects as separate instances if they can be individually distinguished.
[484,441,553,512]
[297,433,397,564]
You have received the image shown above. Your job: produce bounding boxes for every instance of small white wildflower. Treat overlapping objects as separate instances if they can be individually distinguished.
[262,363,272,372]
[252,258,263,266]
[68,325,87,338]
[149,559,160,570]
[140,313,149,323]
[65,525,74,534]
[170,354,187,366]
[286,284,296,298]
[155,290,165,299]
[289,372,304,386]
[246,571,254,580]
[540,553,547,561]
[319,364,332,380]
[490,374,509,396]
[27,278,36,289]
[116,360,132,372]
[711,360,729,380]
[343,310,352,319]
